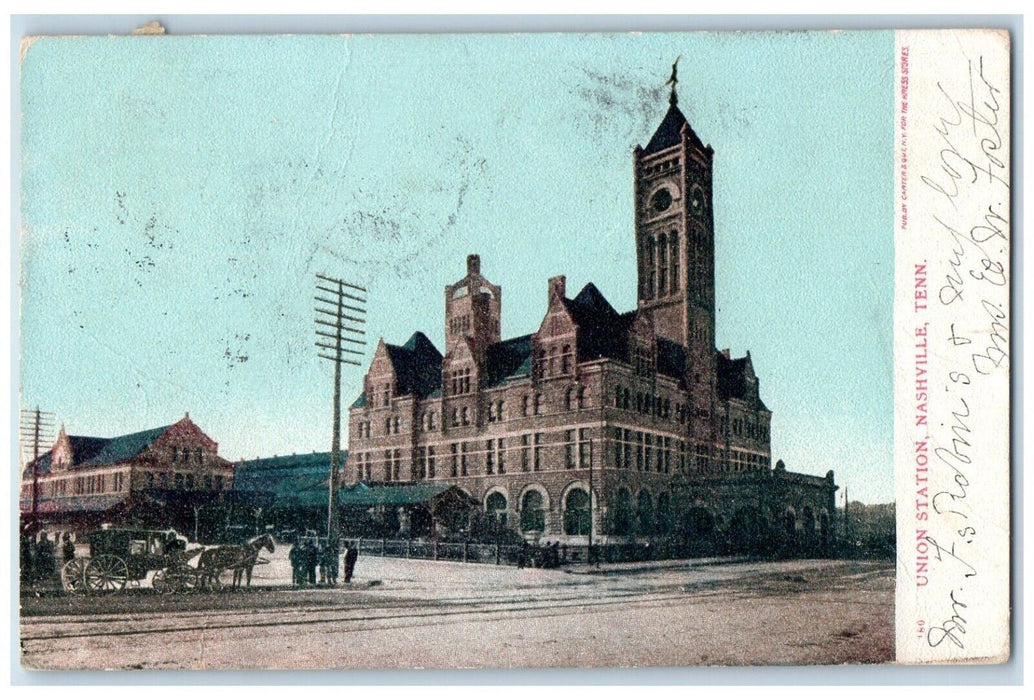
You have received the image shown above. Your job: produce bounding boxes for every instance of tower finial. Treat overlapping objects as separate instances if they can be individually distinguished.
[664,55,681,105]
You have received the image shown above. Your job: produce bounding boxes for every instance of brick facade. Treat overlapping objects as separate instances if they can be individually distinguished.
[20,413,235,535]
[347,82,837,546]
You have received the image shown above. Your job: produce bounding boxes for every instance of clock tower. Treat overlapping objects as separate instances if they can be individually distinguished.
[633,74,717,449]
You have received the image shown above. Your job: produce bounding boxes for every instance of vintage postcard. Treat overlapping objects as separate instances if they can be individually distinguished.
[15,25,1010,670]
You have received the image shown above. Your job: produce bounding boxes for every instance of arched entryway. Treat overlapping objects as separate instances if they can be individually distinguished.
[637,490,654,536]
[519,488,546,533]
[611,487,633,536]
[563,487,591,536]
[486,491,508,529]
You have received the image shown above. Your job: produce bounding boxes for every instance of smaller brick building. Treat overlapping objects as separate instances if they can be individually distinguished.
[20,413,237,540]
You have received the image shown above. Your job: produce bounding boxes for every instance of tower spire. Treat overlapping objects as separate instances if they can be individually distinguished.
[664,55,681,105]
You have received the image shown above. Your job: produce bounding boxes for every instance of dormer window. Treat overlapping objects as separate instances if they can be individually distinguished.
[448,367,472,395]
[633,345,653,377]
[561,345,572,374]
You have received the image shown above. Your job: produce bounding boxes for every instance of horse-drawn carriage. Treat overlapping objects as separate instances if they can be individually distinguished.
[61,527,203,593]
[60,527,275,594]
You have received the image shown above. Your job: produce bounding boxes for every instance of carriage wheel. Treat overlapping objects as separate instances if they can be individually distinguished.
[85,554,129,592]
[61,558,89,594]
[169,567,200,593]
[152,569,170,594]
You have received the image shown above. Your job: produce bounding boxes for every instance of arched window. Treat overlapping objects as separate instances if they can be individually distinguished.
[486,492,508,529]
[645,236,656,299]
[802,506,816,535]
[563,488,591,536]
[613,488,633,536]
[637,491,654,535]
[669,230,680,292]
[657,232,668,296]
[784,507,797,536]
[520,490,546,532]
[656,493,672,534]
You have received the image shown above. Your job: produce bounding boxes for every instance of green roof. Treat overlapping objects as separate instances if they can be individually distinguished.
[234,452,341,508]
[338,482,459,507]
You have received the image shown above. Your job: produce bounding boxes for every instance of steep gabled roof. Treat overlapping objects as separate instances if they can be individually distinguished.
[78,425,171,469]
[23,426,171,477]
[485,334,533,387]
[385,331,443,399]
[716,351,769,411]
[561,284,635,365]
[643,102,706,156]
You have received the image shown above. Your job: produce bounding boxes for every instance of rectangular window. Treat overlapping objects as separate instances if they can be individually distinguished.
[533,433,543,471]
[635,432,644,471]
[384,450,393,482]
[450,444,458,477]
[497,437,506,474]
[486,439,495,474]
[534,393,542,415]
[579,428,590,468]
[521,434,530,471]
[393,449,401,481]
[645,434,653,472]
[460,443,469,476]
[624,429,633,469]
[565,430,576,469]
[428,446,436,478]
[522,395,530,417]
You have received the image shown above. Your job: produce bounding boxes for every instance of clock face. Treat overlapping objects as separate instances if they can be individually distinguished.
[689,183,705,216]
[650,188,673,213]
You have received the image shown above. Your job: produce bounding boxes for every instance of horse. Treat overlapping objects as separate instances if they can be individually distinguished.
[198,533,275,591]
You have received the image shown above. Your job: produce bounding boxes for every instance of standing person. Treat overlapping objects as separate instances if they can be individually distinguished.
[35,533,56,585]
[61,533,76,565]
[288,541,302,587]
[20,534,35,586]
[317,539,328,585]
[343,541,359,584]
[304,539,318,586]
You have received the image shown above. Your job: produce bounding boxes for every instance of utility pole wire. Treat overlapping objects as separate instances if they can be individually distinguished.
[315,274,367,543]
[19,406,56,534]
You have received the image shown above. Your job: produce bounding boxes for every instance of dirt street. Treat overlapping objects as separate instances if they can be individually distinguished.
[20,555,894,670]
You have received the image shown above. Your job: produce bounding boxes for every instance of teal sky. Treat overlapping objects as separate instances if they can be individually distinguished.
[19,31,895,503]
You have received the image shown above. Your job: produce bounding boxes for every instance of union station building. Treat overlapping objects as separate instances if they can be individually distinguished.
[347,81,838,551]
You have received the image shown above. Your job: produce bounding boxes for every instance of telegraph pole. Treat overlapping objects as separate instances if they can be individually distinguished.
[588,438,595,566]
[315,274,367,543]
[19,406,55,533]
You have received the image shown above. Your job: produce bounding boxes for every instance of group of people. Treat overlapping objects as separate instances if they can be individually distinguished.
[288,537,359,587]
[20,531,76,587]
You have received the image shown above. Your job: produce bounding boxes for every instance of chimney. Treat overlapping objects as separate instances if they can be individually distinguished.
[467,254,481,276]
[548,275,566,302]
[721,348,731,359]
